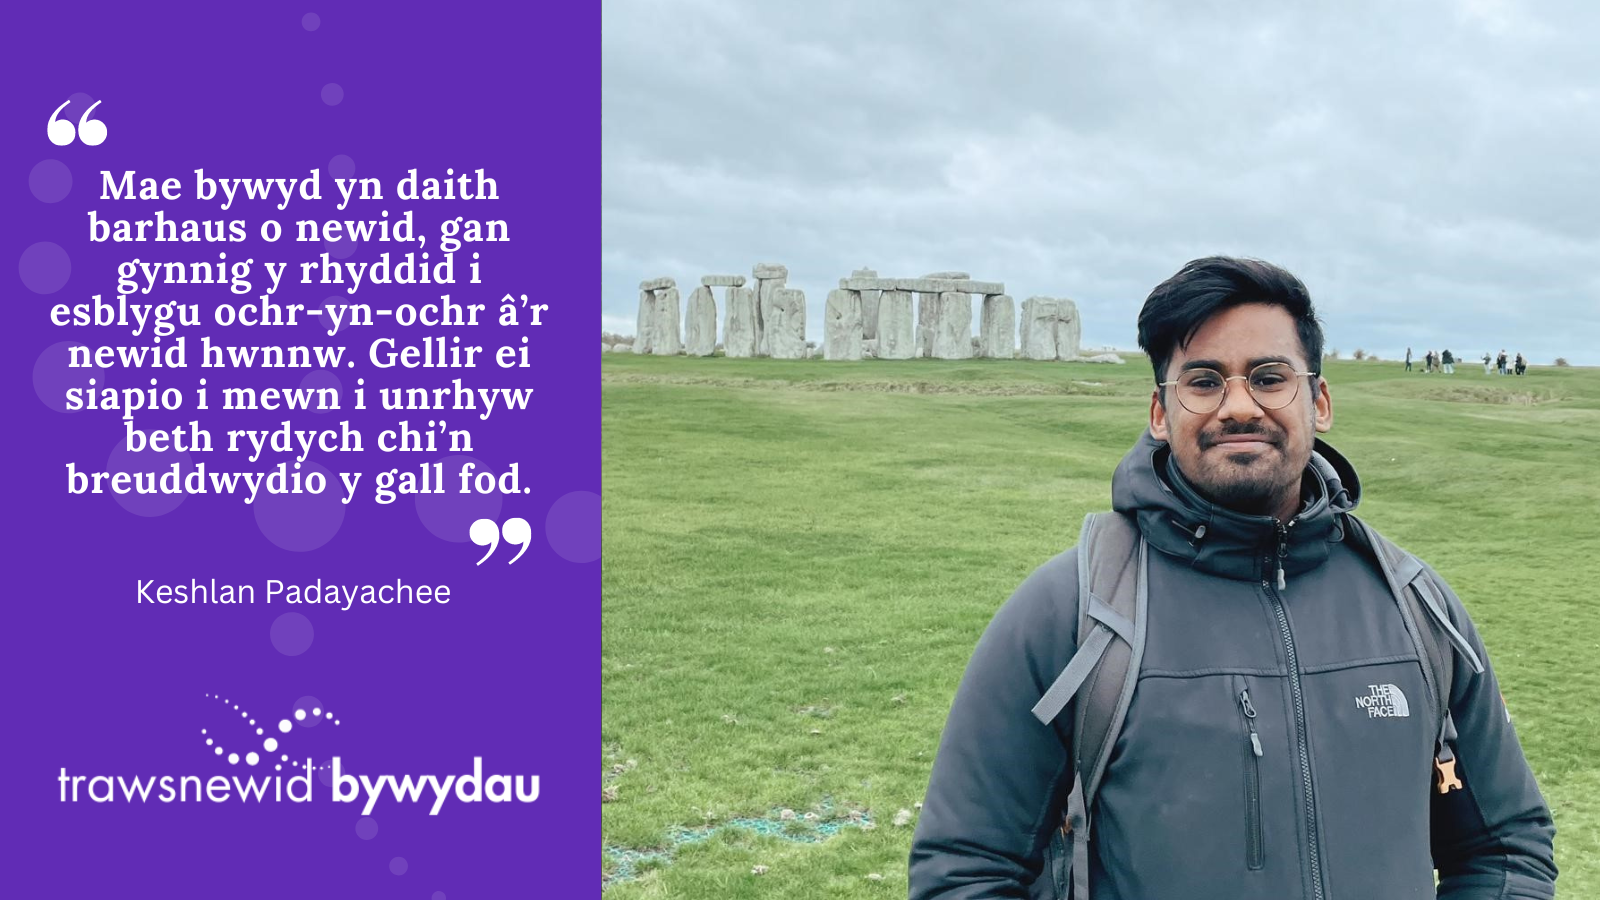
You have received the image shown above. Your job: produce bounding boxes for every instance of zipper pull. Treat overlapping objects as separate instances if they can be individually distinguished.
[1239,689,1263,757]
[1277,564,1286,591]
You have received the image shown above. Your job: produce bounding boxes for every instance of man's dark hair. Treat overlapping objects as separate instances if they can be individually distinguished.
[1137,256,1325,392]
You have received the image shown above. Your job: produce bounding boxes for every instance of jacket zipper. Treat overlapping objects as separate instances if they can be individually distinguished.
[1237,681,1265,871]
[1267,520,1324,900]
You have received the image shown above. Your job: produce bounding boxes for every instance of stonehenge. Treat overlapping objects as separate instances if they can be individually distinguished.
[615,268,1102,365]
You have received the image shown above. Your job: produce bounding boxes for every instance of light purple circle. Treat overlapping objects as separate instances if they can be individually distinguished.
[546,491,600,562]
[106,437,194,517]
[325,236,356,259]
[328,155,355,180]
[390,857,408,876]
[293,696,325,729]
[415,455,503,542]
[34,342,108,412]
[253,461,345,551]
[355,816,378,840]
[302,12,321,31]
[298,370,342,414]
[64,93,97,124]
[433,893,447,900]
[321,83,344,106]
[304,296,346,336]
[19,242,71,294]
[29,160,72,203]
[269,612,314,656]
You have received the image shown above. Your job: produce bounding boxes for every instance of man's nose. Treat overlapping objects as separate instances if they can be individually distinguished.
[1215,377,1265,423]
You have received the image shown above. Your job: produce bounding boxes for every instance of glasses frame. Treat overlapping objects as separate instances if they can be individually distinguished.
[1159,362,1320,415]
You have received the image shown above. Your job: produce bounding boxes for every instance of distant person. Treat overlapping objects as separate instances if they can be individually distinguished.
[1498,350,1509,375]
[1424,350,1435,373]
[1405,346,1413,371]
[1516,353,1527,376]
[910,256,1555,900]
[1484,352,1494,375]
[1442,348,1455,375]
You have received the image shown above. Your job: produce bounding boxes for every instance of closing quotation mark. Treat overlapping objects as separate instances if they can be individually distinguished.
[48,98,107,146]
[470,517,532,565]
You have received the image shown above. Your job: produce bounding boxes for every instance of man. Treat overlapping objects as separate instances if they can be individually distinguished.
[909,257,1555,899]
[1498,350,1509,375]
[1442,348,1454,375]
[1405,346,1413,372]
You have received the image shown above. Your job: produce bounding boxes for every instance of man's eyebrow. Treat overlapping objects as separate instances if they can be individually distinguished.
[1178,355,1297,373]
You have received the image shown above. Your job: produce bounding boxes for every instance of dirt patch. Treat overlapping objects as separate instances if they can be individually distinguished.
[1414,384,1567,406]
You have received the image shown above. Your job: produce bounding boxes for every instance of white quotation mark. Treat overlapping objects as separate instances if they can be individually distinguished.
[48,99,107,146]
[470,517,532,565]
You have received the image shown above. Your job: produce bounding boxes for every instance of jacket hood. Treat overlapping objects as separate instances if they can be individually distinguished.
[1111,430,1361,583]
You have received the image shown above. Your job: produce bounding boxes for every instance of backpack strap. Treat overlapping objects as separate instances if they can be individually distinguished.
[1030,511,1147,899]
[1344,514,1484,793]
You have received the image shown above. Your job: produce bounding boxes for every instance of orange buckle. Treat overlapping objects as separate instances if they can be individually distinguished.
[1434,757,1463,794]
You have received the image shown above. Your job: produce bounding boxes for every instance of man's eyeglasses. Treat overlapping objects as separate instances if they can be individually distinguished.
[1159,362,1319,415]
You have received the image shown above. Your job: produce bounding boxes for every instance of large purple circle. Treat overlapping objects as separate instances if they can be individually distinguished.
[356,816,378,840]
[29,160,72,203]
[304,296,346,337]
[321,83,344,106]
[390,857,408,875]
[19,242,71,294]
[253,461,345,551]
[325,236,357,259]
[33,342,108,412]
[546,491,600,562]
[415,455,503,542]
[302,12,321,31]
[269,612,315,656]
[106,436,195,518]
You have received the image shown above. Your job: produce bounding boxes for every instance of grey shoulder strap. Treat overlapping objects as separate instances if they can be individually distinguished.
[1030,511,1147,900]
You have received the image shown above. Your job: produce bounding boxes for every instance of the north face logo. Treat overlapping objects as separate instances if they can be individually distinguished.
[1355,684,1411,718]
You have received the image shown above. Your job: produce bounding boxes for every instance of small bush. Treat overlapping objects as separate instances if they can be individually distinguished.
[1326,349,1340,360]
[1352,349,1366,361]
[1555,358,1570,367]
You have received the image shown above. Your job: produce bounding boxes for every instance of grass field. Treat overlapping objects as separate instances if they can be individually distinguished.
[602,353,1600,897]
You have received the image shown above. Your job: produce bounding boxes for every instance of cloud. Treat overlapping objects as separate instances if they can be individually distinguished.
[603,0,1599,363]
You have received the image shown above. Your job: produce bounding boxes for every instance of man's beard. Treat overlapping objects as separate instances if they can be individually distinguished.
[1189,425,1298,516]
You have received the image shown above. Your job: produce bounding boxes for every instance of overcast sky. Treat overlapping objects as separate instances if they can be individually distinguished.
[603,0,1600,364]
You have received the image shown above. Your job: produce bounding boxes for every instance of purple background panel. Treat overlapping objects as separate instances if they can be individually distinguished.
[1,4,596,897]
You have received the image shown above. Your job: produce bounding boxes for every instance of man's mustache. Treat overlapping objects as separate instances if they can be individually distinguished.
[1201,425,1282,449]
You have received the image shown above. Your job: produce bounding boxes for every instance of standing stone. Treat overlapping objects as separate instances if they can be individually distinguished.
[652,287,682,355]
[916,293,941,358]
[634,289,657,355]
[979,294,1015,359]
[1019,297,1082,361]
[877,290,915,360]
[723,286,757,358]
[824,290,863,361]
[683,286,717,356]
[932,292,973,359]
[753,263,788,356]
[766,288,807,359]
[851,268,882,341]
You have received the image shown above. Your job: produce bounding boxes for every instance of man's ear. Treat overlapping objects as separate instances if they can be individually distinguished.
[1312,377,1333,433]
[1150,389,1170,440]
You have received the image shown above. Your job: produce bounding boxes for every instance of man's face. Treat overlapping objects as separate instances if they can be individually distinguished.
[1148,303,1333,519]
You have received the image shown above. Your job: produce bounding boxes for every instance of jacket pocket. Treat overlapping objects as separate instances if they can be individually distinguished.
[1236,676,1265,871]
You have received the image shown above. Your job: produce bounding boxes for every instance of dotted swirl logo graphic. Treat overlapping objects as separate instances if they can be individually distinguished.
[201,693,341,771]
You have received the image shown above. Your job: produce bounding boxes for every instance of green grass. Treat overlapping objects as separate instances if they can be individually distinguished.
[602,354,1600,897]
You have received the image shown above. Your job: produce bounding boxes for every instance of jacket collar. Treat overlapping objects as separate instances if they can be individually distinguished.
[1110,430,1361,583]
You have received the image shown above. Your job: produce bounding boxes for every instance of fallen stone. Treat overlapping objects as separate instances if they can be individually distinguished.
[651,287,682,356]
[824,289,863,360]
[634,289,657,355]
[877,291,915,359]
[922,271,970,279]
[932,291,972,359]
[639,276,675,292]
[766,288,807,359]
[1084,352,1126,364]
[701,274,746,287]
[979,294,1015,359]
[723,286,758,357]
[683,285,717,356]
[862,338,878,358]
[753,263,788,279]
[610,343,630,353]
